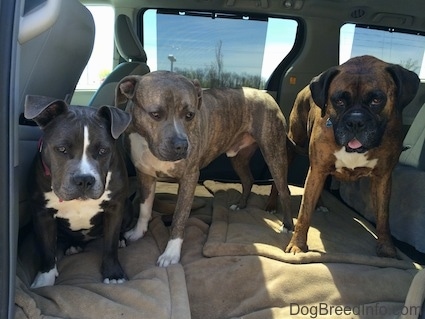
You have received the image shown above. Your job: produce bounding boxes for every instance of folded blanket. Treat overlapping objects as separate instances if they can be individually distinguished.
[203,181,419,269]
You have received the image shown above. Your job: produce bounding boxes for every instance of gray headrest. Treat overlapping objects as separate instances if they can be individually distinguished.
[115,14,147,62]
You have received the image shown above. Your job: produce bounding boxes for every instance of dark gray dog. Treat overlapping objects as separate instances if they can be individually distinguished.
[25,95,132,287]
[115,71,293,267]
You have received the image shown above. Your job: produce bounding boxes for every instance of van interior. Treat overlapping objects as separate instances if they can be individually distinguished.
[3,0,425,318]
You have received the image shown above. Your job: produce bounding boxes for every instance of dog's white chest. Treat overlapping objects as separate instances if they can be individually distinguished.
[129,133,178,177]
[45,173,112,230]
[334,147,378,172]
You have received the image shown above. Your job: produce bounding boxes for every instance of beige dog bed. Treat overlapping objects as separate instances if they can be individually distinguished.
[15,182,424,319]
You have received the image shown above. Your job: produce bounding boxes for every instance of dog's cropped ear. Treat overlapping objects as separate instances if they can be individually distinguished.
[24,95,68,128]
[115,75,142,107]
[98,106,132,139]
[192,79,203,109]
[309,67,340,117]
[386,64,420,112]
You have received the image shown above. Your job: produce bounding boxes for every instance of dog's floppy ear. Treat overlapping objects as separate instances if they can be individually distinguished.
[98,106,132,139]
[24,95,68,128]
[309,67,340,117]
[192,79,203,109]
[115,75,142,107]
[386,64,420,112]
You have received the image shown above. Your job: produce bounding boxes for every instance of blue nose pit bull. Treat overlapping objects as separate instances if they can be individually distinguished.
[115,71,293,267]
[25,95,132,288]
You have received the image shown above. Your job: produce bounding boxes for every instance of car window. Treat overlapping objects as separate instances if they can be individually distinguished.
[76,5,114,90]
[141,9,298,89]
[340,23,425,79]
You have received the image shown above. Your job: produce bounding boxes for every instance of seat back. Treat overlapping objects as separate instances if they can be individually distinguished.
[399,104,425,170]
[18,0,95,107]
[88,14,150,107]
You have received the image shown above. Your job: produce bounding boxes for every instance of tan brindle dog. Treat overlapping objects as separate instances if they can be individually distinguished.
[277,55,419,258]
[115,71,293,267]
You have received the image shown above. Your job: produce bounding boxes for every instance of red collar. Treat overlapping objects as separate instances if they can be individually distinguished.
[38,138,51,176]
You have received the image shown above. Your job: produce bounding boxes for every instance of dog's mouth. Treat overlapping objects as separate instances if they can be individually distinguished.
[345,138,368,153]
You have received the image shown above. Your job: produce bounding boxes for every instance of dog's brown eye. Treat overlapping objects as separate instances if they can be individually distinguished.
[371,98,382,106]
[98,148,108,156]
[185,112,195,121]
[57,146,67,154]
[150,112,161,120]
[335,99,344,108]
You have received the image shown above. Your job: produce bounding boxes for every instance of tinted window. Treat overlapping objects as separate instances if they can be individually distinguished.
[340,24,425,79]
[142,9,298,89]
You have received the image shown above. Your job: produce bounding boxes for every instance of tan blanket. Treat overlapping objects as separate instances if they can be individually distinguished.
[15,181,424,319]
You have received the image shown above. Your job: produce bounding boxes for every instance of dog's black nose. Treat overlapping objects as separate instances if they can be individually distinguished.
[344,112,366,132]
[173,136,188,157]
[73,174,95,190]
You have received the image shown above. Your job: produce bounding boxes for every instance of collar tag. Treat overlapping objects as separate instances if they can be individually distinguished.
[325,118,333,128]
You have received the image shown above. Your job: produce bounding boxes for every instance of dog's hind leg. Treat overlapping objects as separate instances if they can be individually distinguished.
[229,143,257,210]
[260,139,294,232]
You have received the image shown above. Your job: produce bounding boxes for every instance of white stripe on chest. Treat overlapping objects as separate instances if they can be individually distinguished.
[45,172,112,230]
[129,133,178,177]
[334,147,378,172]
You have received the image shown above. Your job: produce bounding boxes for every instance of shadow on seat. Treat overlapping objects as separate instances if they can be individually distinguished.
[88,14,150,107]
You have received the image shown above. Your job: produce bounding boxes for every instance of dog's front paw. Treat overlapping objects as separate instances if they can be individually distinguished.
[157,238,183,267]
[285,239,308,254]
[103,277,126,284]
[102,261,127,284]
[124,224,147,241]
[118,239,127,248]
[229,204,240,211]
[31,266,59,288]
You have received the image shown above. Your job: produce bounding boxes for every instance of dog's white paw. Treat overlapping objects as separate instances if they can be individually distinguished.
[157,238,183,267]
[103,278,126,284]
[31,266,58,288]
[229,204,240,211]
[118,239,127,248]
[124,220,148,241]
[65,246,83,255]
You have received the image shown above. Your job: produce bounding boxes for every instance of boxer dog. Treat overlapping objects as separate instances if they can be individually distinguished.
[115,71,293,267]
[25,95,132,287]
[283,55,419,258]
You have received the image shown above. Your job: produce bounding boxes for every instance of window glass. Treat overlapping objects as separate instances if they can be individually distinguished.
[76,5,114,90]
[142,9,297,89]
[340,23,425,79]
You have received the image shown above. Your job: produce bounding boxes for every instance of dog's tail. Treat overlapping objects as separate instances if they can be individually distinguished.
[265,136,308,213]
[286,135,308,160]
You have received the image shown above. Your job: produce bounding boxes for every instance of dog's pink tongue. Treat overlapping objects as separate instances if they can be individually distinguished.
[348,138,362,149]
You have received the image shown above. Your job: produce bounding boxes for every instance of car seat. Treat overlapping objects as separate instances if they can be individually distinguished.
[88,14,150,107]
